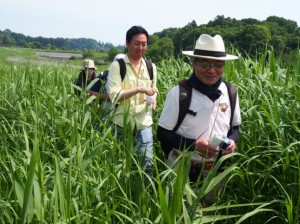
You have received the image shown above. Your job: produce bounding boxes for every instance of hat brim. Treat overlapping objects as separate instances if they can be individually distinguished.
[182,51,238,61]
[81,67,97,71]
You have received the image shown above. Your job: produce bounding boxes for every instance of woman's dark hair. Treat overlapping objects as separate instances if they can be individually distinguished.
[126,26,149,43]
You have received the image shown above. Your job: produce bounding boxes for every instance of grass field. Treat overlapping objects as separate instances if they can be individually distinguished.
[0,47,300,223]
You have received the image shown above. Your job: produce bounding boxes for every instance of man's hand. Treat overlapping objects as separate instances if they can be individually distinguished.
[146,93,157,110]
[221,139,236,155]
[195,139,219,158]
[138,87,155,96]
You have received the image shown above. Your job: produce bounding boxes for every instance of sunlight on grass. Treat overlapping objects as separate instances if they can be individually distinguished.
[0,48,299,223]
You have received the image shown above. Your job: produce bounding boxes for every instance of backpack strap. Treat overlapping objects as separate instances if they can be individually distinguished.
[116,58,126,81]
[145,59,153,80]
[224,82,237,132]
[116,58,153,81]
[99,70,109,93]
[173,80,237,134]
[100,70,109,79]
[173,80,193,132]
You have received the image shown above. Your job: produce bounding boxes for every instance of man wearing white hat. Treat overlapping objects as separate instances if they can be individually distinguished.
[157,34,241,206]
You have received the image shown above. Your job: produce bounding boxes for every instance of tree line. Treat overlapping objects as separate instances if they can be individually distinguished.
[1,15,299,64]
[0,29,123,52]
[88,15,300,65]
[147,15,299,64]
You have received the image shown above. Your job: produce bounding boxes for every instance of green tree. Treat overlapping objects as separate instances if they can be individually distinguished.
[82,49,96,59]
[146,36,174,63]
[107,47,121,62]
[148,35,159,45]
[238,25,272,56]
[207,15,239,28]
[1,34,15,46]
[172,21,199,55]
[266,16,299,33]
[34,42,42,49]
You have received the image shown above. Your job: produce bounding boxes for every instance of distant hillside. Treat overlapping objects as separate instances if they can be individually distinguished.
[0,29,125,52]
[1,15,299,64]
[147,15,300,64]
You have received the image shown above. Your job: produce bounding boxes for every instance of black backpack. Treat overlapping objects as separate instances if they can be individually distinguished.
[98,58,154,94]
[173,80,237,134]
[102,58,154,81]
[116,58,154,81]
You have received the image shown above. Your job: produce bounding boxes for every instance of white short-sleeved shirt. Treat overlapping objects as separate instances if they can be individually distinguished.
[159,82,241,141]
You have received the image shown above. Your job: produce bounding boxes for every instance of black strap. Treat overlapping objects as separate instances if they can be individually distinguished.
[224,82,237,134]
[173,80,237,133]
[117,58,126,81]
[101,70,109,79]
[145,59,153,80]
[173,80,193,132]
[116,58,153,81]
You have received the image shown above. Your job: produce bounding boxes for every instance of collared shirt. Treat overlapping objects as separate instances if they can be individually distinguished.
[158,82,241,161]
[106,55,158,130]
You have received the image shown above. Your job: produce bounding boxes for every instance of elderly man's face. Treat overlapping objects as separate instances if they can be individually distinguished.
[192,59,225,86]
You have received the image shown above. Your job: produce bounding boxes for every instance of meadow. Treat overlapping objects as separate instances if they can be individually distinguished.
[0,47,300,224]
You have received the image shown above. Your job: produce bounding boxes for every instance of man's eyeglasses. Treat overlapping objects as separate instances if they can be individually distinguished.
[195,61,225,70]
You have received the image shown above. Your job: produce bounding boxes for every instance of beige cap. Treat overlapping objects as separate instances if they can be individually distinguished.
[82,59,97,70]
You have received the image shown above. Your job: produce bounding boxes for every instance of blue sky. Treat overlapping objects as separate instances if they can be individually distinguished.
[1,0,299,46]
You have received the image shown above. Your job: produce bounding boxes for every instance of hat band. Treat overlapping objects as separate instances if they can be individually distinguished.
[194,49,226,57]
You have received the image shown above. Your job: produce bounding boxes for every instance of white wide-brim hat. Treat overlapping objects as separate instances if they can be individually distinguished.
[82,59,97,70]
[182,34,238,61]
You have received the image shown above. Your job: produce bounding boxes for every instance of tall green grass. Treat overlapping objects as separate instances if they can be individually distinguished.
[0,49,299,223]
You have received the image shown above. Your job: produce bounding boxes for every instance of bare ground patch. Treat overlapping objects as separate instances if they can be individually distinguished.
[36,52,82,60]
